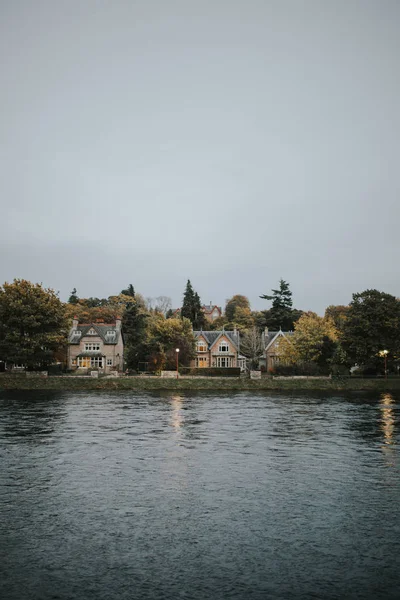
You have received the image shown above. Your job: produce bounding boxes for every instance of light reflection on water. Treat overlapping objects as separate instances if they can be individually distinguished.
[0,390,399,600]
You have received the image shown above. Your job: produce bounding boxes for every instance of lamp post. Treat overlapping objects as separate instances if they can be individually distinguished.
[379,350,389,379]
[176,348,180,379]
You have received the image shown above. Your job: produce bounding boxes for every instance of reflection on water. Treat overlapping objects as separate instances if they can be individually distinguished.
[1,390,400,600]
[380,393,396,446]
[170,394,184,430]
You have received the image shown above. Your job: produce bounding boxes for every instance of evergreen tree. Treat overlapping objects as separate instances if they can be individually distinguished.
[121,284,135,297]
[181,280,206,329]
[68,288,79,304]
[260,279,297,330]
[122,290,149,369]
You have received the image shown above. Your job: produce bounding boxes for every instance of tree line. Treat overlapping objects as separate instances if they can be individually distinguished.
[0,278,399,375]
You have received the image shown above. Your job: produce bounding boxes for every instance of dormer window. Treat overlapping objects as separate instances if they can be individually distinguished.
[88,328,96,335]
[72,330,81,338]
[106,330,116,339]
[219,341,229,352]
[197,341,207,353]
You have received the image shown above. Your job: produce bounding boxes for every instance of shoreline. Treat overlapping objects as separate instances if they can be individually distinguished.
[1,375,400,392]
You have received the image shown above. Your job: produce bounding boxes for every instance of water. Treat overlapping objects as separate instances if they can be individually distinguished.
[0,390,399,600]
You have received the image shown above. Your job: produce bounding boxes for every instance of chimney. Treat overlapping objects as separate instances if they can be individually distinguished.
[72,316,79,329]
[115,316,122,330]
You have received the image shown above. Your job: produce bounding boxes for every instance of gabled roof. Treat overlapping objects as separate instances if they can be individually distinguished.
[193,330,239,351]
[262,330,294,352]
[69,323,121,345]
[202,304,222,314]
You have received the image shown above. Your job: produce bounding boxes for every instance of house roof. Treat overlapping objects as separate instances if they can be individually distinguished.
[262,330,294,352]
[68,323,121,345]
[193,330,239,350]
[202,304,222,314]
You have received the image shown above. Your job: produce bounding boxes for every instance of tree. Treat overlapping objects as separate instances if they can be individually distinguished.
[68,288,79,304]
[277,312,338,366]
[341,290,400,372]
[0,279,67,368]
[120,284,135,297]
[240,327,263,369]
[225,295,250,322]
[121,289,149,369]
[260,279,299,330]
[143,315,196,371]
[180,280,206,329]
[324,305,349,332]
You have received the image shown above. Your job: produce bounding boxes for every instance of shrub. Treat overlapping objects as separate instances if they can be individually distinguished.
[179,367,241,377]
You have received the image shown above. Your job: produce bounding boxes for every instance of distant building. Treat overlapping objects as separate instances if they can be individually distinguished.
[67,317,124,372]
[171,302,223,322]
[192,330,246,371]
[259,328,294,371]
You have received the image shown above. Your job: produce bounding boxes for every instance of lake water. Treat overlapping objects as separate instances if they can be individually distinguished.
[1,390,399,600]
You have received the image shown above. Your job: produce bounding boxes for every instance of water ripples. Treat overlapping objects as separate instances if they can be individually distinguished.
[1,390,400,599]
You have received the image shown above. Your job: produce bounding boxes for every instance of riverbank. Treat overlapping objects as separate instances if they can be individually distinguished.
[1,374,400,391]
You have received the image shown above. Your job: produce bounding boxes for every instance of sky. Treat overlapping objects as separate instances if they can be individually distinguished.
[1,0,399,314]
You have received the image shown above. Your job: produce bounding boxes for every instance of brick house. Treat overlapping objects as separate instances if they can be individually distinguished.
[172,303,223,323]
[68,317,124,373]
[259,328,294,371]
[192,330,246,370]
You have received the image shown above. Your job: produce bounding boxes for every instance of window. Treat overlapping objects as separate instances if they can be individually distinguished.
[216,357,231,367]
[88,328,96,335]
[71,358,77,366]
[196,357,207,367]
[218,342,229,352]
[107,358,113,366]
[84,343,100,352]
[197,341,207,353]
[77,357,103,368]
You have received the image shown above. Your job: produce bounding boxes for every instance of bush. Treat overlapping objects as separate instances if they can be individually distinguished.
[179,367,241,377]
[274,362,326,376]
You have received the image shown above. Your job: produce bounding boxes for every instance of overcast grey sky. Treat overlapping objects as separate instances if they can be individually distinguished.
[1,0,399,313]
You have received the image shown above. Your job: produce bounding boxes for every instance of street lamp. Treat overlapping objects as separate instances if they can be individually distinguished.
[379,350,389,379]
[175,348,180,379]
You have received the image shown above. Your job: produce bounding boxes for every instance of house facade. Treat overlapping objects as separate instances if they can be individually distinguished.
[172,303,223,322]
[68,317,124,373]
[192,330,246,370]
[259,328,293,371]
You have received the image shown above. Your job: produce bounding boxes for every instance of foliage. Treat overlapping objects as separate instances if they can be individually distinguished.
[225,295,250,322]
[240,327,263,369]
[120,284,135,297]
[0,279,67,368]
[179,367,241,377]
[181,280,206,329]
[122,289,149,369]
[341,289,400,372]
[68,288,79,304]
[273,362,327,376]
[260,279,301,330]
[324,305,350,332]
[146,316,196,371]
[276,312,338,366]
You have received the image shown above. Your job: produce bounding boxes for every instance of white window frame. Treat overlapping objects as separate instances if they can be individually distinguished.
[106,358,113,366]
[216,356,231,367]
[84,343,101,352]
[88,328,96,335]
[218,342,229,352]
[197,341,207,353]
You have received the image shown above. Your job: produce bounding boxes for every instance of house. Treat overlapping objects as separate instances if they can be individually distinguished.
[68,317,124,373]
[259,328,294,371]
[192,330,246,370]
[202,303,223,322]
[171,303,223,322]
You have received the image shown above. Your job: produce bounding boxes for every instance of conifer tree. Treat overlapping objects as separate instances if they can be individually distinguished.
[181,280,206,329]
[260,279,297,330]
[68,288,79,304]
